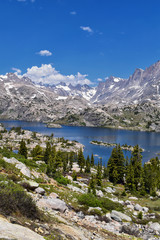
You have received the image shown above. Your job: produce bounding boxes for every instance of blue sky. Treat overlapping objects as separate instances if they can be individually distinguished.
[0,0,160,85]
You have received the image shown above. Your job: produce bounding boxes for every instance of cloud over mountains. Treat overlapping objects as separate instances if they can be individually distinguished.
[23,64,92,86]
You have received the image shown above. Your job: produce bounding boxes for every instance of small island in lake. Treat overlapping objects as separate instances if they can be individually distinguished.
[46,123,62,128]
[90,140,144,152]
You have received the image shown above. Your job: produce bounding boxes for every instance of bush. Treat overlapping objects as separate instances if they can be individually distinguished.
[121,190,127,196]
[89,209,102,216]
[54,173,70,186]
[72,170,77,181]
[78,193,100,207]
[0,158,20,175]
[138,211,143,220]
[0,180,41,219]
[7,173,21,183]
[78,193,124,213]
[100,198,124,212]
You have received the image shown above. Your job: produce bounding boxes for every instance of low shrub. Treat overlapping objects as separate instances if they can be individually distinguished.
[89,209,102,216]
[56,176,70,185]
[7,173,21,183]
[0,180,41,219]
[100,198,124,212]
[78,193,100,207]
[78,193,124,213]
[121,190,127,196]
[72,170,77,181]
[138,211,143,220]
[0,158,19,175]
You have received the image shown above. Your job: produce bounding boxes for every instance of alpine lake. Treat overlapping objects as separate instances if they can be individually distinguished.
[0,119,160,164]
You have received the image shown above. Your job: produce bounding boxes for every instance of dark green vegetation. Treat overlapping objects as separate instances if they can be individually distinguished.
[107,144,160,196]
[19,135,160,198]
[0,176,40,219]
[78,193,123,213]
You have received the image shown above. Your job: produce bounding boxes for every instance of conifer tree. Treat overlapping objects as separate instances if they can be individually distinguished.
[63,157,67,172]
[91,153,94,167]
[31,145,43,161]
[96,161,102,186]
[19,139,27,159]
[107,147,117,183]
[54,150,63,171]
[143,157,160,194]
[125,163,135,191]
[69,152,74,171]
[116,144,125,184]
[50,146,56,159]
[88,174,96,195]
[103,164,108,179]
[107,145,125,184]
[85,155,91,173]
[130,145,143,191]
[43,142,51,164]
[46,154,55,177]
[78,148,85,172]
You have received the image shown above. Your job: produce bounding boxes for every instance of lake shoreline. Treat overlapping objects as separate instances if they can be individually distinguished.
[0,119,159,164]
[0,118,158,133]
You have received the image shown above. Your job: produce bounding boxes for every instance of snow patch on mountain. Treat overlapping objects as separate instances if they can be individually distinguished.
[56,96,68,100]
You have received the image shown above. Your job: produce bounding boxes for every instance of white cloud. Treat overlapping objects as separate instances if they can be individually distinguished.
[70,11,77,15]
[37,50,52,56]
[97,78,103,82]
[24,64,92,86]
[80,26,93,33]
[12,67,22,75]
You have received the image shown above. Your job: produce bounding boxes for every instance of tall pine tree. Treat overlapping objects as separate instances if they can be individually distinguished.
[19,139,27,159]
[107,145,125,184]
[78,148,85,172]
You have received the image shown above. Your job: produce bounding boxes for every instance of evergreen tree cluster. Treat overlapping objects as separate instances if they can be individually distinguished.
[31,143,96,179]
[107,144,160,195]
[18,138,160,196]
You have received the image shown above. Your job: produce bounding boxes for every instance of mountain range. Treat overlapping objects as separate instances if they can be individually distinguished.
[1,61,160,131]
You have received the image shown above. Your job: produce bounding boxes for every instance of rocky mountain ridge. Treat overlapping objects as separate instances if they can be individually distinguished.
[1,61,160,131]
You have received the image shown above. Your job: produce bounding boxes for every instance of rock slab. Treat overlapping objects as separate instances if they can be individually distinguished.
[111,210,132,222]
[37,196,67,213]
[0,217,44,240]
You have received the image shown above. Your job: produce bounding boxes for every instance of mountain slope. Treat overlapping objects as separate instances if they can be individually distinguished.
[1,61,160,131]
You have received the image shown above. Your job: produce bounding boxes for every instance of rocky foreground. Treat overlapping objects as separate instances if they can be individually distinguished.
[0,126,159,239]
[0,154,160,240]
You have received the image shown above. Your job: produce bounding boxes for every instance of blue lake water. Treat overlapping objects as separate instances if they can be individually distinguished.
[0,119,160,164]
